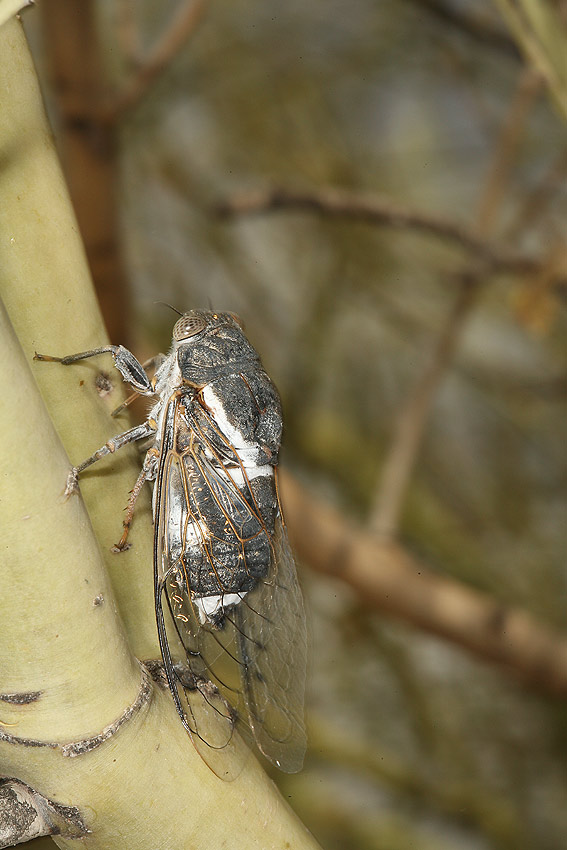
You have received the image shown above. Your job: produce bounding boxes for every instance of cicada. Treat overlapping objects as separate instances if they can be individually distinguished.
[35,310,307,777]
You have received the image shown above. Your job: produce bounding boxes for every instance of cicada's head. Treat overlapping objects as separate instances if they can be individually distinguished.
[172,310,243,343]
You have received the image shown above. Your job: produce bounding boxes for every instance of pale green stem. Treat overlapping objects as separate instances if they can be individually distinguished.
[0,12,320,849]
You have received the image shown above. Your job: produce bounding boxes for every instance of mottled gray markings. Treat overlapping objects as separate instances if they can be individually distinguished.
[0,691,42,705]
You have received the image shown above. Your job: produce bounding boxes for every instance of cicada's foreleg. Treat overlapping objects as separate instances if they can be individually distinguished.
[35,345,154,396]
[65,421,156,497]
[111,447,159,552]
[110,354,167,418]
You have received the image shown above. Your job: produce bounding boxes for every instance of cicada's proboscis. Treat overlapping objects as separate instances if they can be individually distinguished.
[35,310,307,780]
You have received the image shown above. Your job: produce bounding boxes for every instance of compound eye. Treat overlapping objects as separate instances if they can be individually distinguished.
[173,314,207,340]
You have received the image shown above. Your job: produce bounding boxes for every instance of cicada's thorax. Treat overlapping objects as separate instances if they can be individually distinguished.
[178,326,282,461]
[157,323,284,625]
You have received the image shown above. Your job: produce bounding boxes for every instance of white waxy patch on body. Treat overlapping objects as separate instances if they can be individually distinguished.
[228,464,273,487]
[195,592,247,624]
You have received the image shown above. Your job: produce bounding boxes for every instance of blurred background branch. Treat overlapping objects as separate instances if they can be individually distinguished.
[101,0,208,123]
[282,471,567,697]
[216,186,557,279]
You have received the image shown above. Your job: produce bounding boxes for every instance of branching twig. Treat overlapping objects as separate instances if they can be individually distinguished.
[102,0,208,124]
[281,471,567,697]
[216,186,558,280]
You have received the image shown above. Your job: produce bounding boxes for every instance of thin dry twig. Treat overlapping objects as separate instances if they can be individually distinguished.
[475,69,543,232]
[216,186,555,280]
[281,471,567,697]
[370,277,479,537]
[102,0,208,124]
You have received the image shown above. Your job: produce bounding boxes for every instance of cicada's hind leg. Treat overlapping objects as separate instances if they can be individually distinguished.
[112,447,159,552]
[63,420,157,497]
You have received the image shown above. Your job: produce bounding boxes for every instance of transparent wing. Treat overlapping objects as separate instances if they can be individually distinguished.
[232,515,307,772]
[154,396,307,775]
[154,400,248,781]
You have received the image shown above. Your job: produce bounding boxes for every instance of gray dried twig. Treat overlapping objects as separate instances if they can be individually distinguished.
[216,186,559,281]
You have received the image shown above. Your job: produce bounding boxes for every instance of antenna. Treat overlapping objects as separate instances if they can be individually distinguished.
[154,301,183,316]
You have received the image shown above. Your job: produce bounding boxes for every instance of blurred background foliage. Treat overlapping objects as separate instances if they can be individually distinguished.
[23,1,567,848]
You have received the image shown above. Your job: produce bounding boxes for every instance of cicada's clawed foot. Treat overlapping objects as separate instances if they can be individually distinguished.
[111,539,132,554]
[63,468,81,499]
[33,352,60,362]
